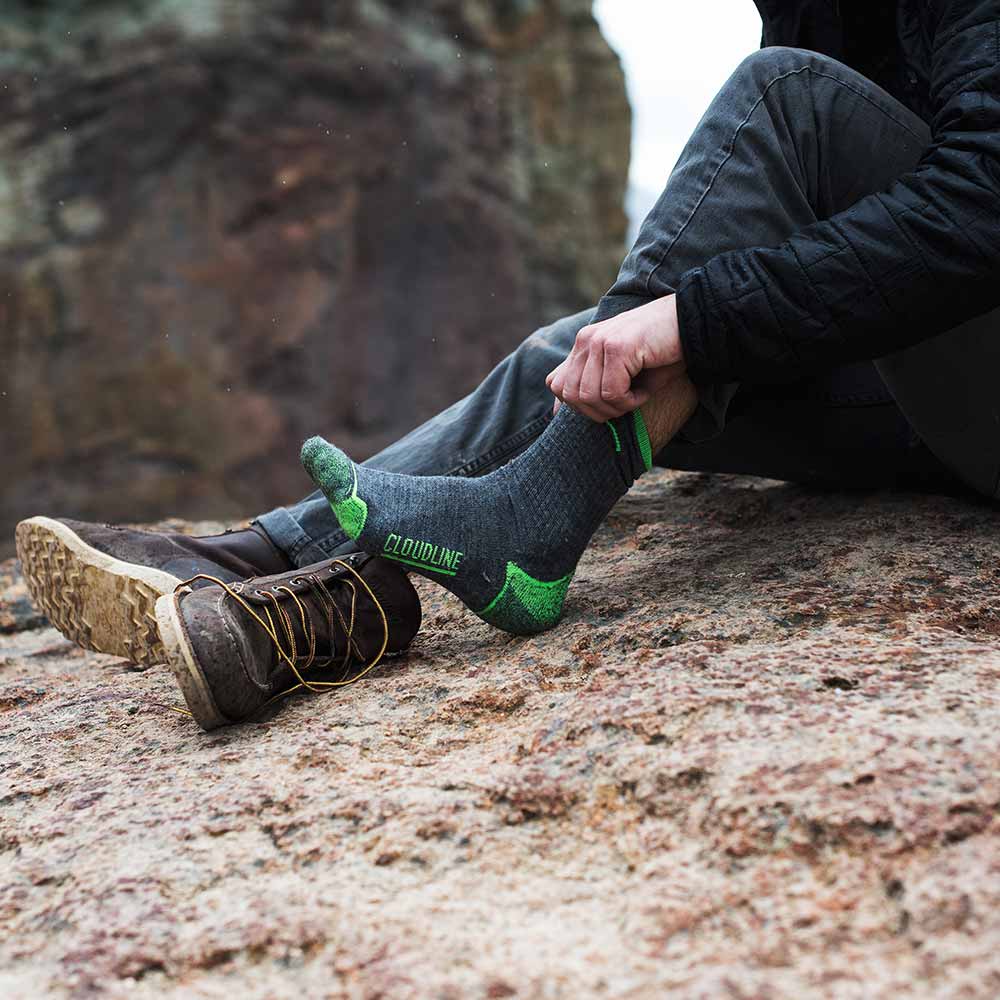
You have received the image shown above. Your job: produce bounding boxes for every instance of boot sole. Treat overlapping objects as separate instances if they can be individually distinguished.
[15,516,181,668]
[154,591,230,731]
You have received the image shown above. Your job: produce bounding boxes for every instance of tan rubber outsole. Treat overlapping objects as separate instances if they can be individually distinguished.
[154,591,229,731]
[15,516,181,668]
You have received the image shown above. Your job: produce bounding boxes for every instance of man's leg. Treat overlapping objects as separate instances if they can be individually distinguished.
[297,46,977,634]
[596,46,1000,497]
[300,394,683,634]
[256,309,594,567]
[593,46,935,438]
[654,362,965,493]
[633,354,959,494]
[262,46,949,568]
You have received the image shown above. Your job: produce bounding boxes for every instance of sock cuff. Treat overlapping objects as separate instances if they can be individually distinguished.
[633,410,653,472]
[558,405,650,483]
[604,409,651,485]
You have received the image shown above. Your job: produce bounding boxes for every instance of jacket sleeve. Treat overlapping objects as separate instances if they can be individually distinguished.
[675,0,1000,384]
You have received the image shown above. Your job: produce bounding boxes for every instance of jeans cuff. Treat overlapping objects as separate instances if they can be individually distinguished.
[255,507,346,568]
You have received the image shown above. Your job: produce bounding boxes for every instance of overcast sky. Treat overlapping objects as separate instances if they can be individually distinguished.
[594,0,763,218]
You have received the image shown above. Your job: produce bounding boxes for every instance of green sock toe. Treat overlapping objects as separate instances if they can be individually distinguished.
[301,437,349,499]
[301,437,368,539]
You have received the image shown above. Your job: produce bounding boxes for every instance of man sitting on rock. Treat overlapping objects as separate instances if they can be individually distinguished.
[17,0,1000,729]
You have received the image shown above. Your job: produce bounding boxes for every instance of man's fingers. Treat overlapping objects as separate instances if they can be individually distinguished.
[548,322,658,422]
[547,359,570,400]
[578,348,608,412]
[547,345,587,400]
[554,325,598,402]
[561,367,582,410]
[599,340,635,407]
[557,349,587,410]
[552,388,649,422]
[546,358,565,387]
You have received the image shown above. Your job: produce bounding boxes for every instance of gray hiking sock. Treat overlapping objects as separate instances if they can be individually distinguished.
[301,406,653,635]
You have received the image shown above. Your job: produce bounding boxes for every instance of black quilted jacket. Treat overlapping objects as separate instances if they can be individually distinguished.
[675,0,1000,384]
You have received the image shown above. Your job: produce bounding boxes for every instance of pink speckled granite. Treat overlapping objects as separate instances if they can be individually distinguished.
[2,471,999,998]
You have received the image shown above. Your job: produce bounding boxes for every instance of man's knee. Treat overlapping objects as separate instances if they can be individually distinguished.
[728,46,825,96]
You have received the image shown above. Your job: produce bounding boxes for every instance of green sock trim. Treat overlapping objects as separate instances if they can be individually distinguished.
[607,423,621,453]
[633,410,653,472]
[331,463,368,540]
[477,561,572,635]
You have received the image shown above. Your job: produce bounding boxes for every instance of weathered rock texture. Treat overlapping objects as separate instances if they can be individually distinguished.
[0,0,630,552]
[3,471,1000,998]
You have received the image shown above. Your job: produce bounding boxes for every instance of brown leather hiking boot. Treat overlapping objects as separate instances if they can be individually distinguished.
[15,516,292,668]
[155,552,421,730]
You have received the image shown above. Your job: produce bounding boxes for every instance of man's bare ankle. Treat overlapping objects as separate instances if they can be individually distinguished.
[640,376,700,454]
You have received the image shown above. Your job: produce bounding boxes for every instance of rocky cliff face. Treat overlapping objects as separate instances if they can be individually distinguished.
[2,471,1000,997]
[0,0,629,548]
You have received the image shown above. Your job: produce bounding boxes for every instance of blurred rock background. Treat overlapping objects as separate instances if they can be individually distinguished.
[0,0,630,553]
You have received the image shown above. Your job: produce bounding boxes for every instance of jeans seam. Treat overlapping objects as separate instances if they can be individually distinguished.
[646,63,928,295]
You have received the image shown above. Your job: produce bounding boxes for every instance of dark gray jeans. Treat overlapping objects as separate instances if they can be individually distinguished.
[259,47,988,568]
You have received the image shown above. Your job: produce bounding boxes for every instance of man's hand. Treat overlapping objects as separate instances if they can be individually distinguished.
[545,295,685,422]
